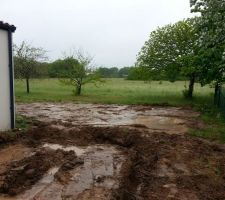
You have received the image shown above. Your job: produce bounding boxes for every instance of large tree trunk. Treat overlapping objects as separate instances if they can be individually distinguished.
[26,78,30,94]
[187,75,195,99]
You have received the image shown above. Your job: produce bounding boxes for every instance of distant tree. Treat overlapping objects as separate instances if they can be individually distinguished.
[127,67,152,81]
[35,62,49,78]
[97,67,113,78]
[127,67,140,80]
[136,18,200,98]
[190,0,225,99]
[118,67,131,78]
[48,59,74,78]
[60,51,101,95]
[97,67,132,78]
[108,67,119,77]
[14,41,47,93]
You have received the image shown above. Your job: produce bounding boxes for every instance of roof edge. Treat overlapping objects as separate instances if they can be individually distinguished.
[0,21,16,32]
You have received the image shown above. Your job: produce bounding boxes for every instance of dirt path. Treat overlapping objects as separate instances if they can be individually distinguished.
[0,103,224,200]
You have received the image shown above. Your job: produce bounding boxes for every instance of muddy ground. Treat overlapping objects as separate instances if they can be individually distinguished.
[0,103,225,200]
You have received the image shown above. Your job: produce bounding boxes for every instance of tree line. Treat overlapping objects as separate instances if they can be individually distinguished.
[13,43,133,95]
[14,44,102,95]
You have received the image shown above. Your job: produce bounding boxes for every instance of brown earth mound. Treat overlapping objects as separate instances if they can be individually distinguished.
[0,148,79,195]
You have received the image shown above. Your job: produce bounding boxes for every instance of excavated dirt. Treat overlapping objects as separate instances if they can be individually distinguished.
[0,103,224,200]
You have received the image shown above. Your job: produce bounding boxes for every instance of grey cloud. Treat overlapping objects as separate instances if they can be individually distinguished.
[0,0,194,67]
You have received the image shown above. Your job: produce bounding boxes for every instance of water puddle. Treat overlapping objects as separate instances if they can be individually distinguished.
[17,103,199,135]
[134,115,187,134]
[43,143,85,156]
[61,145,124,199]
[0,144,125,200]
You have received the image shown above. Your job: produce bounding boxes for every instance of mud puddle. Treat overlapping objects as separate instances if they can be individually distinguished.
[134,115,187,134]
[17,103,200,135]
[59,145,125,200]
[43,143,86,156]
[0,142,125,200]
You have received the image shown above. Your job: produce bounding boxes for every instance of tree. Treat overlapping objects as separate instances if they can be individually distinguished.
[127,67,152,81]
[97,67,132,78]
[190,0,225,100]
[48,59,76,78]
[60,51,101,96]
[136,18,200,98]
[35,62,49,78]
[97,67,119,78]
[118,67,131,78]
[14,41,47,93]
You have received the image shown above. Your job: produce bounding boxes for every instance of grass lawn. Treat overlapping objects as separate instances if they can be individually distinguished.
[15,78,214,106]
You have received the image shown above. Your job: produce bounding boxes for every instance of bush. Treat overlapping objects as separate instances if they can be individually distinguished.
[182,89,190,99]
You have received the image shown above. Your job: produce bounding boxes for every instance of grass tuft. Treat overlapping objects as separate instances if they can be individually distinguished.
[16,115,32,130]
[189,105,225,143]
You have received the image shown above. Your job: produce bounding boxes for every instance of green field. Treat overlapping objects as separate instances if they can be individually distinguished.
[15,78,214,106]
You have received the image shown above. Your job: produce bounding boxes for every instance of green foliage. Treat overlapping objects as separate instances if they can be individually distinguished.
[16,115,32,130]
[48,58,78,78]
[59,52,102,96]
[190,127,225,143]
[35,62,49,78]
[127,67,187,81]
[136,18,201,98]
[127,67,151,81]
[118,67,131,78]
[189,104,225,143]
[190,0,225,90]
[97,67,131,78]
[97,67,118,78]
[0,115,32,144]
[182,89,190,99]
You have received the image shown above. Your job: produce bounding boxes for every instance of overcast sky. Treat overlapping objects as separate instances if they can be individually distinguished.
[1,0,194,67]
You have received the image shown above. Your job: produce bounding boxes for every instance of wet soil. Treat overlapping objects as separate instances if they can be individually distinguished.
[17,103,201,134]
[0,103,224,199]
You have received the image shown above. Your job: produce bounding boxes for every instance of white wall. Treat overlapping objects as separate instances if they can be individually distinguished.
[0,29,11,131]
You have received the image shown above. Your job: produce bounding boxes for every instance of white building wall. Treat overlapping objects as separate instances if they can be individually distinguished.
[0,29,11,131]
